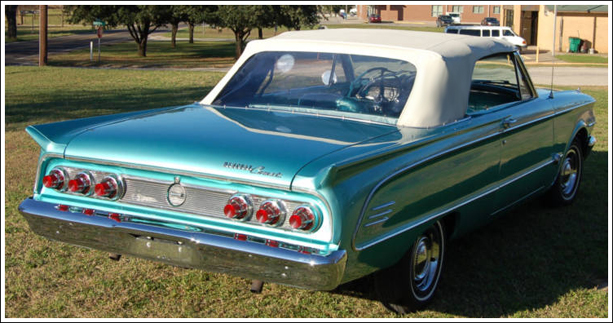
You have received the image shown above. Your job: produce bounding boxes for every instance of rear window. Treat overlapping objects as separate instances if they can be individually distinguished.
[213,51,418,122]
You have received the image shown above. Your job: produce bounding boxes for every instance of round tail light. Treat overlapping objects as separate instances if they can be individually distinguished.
[289,205,317,231]
[95,176,120,198]
[43,168,66,189]
[224,195,252,220]
[256,200,286,226]
[68,172,93,194]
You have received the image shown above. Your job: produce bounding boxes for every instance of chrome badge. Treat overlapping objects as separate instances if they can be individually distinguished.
[167,183,187,207]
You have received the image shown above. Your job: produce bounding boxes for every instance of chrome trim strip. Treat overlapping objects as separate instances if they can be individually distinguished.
[490,185,545,216]
[364,217,389,227]
[354,158,555,250]
[367,209,393,220]
[371,201,395,211]
[65,156,291,191]
[19,198,347,291]
[587,121,596,128]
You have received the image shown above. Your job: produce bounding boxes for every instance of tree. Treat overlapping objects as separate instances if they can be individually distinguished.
[215,5,259,59]
[184,5,218,44]
[65,5,169,57]
[5,5,18,40]
[278,5,320,31]
[253,5,278,39]
[165,5,188,49]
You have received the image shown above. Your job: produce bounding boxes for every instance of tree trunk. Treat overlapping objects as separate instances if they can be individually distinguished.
[6,5,18,39]
[188,22,194,43]
[234,32,243,59]
[171,23,178,48]
[258,27,263,39]
[138,38,148,57]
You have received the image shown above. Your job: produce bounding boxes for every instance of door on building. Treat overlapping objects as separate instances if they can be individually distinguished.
[520,10,539,45]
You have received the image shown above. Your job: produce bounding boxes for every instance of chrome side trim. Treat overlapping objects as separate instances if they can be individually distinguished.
[364,217,389,228]
[371,201,395,211]
[587,121,596,128]
[368,209,393,220]
[19,198,347,291]
[354,158,555,250]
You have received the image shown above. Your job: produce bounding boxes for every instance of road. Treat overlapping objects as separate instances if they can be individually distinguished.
[526,66,609,86]
[4,26,179,66]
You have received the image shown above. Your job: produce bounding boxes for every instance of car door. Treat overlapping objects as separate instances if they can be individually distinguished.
[493,53,556,213]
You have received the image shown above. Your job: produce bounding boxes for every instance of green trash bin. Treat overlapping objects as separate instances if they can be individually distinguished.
[569,37,582,53]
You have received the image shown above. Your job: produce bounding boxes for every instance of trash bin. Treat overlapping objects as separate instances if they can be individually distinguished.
[569,37,582,53]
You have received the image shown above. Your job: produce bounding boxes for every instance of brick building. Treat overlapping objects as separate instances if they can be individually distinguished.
[357,4,608,53]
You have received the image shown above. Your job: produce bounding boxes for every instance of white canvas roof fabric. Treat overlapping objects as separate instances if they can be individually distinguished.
[202,29,516,128]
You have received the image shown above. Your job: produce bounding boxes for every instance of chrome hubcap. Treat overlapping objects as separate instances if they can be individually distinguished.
[412,231,441,293]
[560,148,580,198]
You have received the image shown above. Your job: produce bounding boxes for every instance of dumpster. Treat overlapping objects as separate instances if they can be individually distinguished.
[569,37,582,53]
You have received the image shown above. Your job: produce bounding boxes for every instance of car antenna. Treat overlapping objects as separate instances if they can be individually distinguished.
[549,5,557,99]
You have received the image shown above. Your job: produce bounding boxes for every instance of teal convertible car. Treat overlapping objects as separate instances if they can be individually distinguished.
[20,29,596,313]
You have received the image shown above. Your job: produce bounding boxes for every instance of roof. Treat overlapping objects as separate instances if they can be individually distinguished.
[545,5,608,13]
[202,29,516,128]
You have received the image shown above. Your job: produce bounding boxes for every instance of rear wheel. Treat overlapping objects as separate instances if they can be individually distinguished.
[374,221,445,314]
[547,138,583,205]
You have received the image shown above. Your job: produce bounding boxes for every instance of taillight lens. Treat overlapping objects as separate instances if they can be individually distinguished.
[289,205,316,231]
[68,172,93,194]
[43,168,66,189]
[95,176,119,198]
[224,195,252,220]
[256,200,285,226]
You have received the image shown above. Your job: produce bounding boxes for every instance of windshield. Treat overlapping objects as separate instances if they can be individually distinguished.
[213,51,417,122]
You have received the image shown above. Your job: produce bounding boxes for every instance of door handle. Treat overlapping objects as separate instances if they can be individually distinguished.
[502,118,517,129]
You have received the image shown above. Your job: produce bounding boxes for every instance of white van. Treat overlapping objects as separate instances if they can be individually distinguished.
[444,25,527,50]
[446,12,461,24]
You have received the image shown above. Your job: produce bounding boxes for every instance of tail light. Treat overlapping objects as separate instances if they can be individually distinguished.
[224,195,253,220]
[289,205,317,231]
[95,176,120,198]
[256,200,285,226]
[43,168,66,189]
[68,172,93,194]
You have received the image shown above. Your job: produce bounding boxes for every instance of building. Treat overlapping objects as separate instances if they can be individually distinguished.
[357,4,608,53]
[357,5,503,25]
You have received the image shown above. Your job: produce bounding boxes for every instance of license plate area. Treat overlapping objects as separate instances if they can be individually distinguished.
[129,235,198,266]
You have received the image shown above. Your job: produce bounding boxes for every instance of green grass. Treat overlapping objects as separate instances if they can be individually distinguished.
[5,8,91,42]
[4,66,609,318]
[47,41,236,68]
[555,54,608,65]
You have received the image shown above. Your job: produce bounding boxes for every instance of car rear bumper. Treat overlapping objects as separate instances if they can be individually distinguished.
[19,197,347,290]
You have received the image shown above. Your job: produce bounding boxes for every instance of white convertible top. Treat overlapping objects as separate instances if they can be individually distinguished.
[202,29,516,128]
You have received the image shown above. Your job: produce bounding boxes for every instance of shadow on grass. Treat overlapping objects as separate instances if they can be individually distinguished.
[5,85,213,127]
[331,150,608,317]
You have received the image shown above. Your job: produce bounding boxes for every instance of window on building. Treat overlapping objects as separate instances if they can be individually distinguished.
[493,6,500,14]
[451,5,463,13]
[473,6,484,14]
[431,5,443,17]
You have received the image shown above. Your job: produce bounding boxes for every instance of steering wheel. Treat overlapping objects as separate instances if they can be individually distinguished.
[346,67,399,103]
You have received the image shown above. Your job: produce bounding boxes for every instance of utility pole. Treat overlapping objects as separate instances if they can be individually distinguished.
[39,5,48,66]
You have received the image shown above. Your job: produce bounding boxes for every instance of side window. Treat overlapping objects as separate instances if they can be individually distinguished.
[460,29,480,36]
[492,30,500,37]
[482,30,490,37]
[468,53,525,114]
[446,29,458,34]
[514,53,535,101]
[503,30,515,36]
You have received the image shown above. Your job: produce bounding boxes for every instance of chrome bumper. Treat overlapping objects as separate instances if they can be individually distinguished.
[19,198,346,290]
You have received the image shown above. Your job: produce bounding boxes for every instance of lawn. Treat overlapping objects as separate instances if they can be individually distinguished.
[5,8,91,43]
[555,54,608,65]
[46,40,236,69]
[3,66,609,318]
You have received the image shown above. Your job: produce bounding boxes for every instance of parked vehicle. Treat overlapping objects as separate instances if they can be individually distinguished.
[446,12,461,24]
[19,29,596,313]
[481,17,500,26]
[436,15,454,27]
[445,25,527,50]
[369,13,381,23]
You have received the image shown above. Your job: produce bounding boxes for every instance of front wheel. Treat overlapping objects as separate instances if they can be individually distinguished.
[547,138,583,205]
[374,221,446,313]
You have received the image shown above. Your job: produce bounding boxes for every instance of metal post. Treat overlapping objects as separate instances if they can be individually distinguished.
[39,6,47,66]
[90,41,94,61]
[98,37,101,62]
